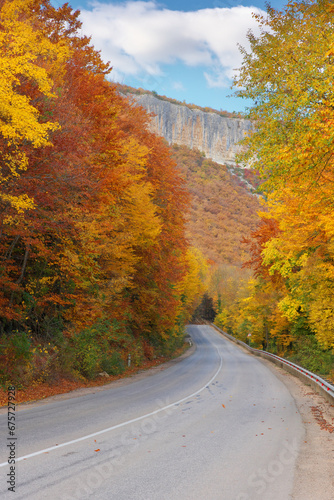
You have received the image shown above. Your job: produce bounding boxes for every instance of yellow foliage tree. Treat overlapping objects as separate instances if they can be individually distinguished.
[235,0,334,349]
[0,0,68,211]
[176,247,208,321]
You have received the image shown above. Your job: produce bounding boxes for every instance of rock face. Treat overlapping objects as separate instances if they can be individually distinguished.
[131,93,252,165]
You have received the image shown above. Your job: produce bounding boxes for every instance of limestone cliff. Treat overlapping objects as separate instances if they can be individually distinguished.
[130,93,252,166]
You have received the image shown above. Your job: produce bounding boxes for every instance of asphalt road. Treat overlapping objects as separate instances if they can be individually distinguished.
[0,325,304,499]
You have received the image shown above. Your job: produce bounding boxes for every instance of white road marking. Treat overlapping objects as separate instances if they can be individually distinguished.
[0,335,223,467]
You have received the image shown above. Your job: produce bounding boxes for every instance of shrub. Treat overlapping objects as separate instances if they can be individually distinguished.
[287,335,334,378]
[101,352,125,375]
[0,331,32,386]
[71,329,102,379]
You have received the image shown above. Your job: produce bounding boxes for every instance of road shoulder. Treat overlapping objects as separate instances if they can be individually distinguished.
[211,325,334,500]
[258,357,334,500]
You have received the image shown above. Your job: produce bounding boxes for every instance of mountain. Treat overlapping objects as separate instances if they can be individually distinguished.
[120,88,253,166]
[117,85,260,266]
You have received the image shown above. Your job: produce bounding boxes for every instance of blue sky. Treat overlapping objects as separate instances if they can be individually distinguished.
[57,0,287,112]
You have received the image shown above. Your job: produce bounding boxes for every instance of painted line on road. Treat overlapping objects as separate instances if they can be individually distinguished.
[0,334,223,467]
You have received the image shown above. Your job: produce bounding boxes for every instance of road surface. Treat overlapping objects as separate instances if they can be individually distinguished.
[0,325,304,499]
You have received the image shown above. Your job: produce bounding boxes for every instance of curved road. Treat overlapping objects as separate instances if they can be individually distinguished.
[0,325,304,499]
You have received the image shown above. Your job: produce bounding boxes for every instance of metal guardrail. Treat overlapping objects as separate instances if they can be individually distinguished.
[212,324,334,405]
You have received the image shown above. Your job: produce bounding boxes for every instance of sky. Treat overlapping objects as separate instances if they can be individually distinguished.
[54,0,287,112]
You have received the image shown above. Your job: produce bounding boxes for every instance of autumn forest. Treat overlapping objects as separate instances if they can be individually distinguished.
[0,0,209,394]
[1,0,334,400]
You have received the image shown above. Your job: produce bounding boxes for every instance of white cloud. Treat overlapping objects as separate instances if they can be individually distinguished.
[79,1,264,87]
[204,69,230,88]
[172,81,186,91]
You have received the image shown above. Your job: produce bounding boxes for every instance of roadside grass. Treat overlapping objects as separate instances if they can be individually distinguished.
[0,342,190,407]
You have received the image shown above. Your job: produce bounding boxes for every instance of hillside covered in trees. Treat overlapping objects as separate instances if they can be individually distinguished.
[171,145,260,266]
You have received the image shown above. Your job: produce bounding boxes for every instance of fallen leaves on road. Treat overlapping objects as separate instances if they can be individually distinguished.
[311,406,334,433]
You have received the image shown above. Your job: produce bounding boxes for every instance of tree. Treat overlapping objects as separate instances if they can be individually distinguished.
[0,0,69,213]
[115,100,190,348]
[176,247,208,321]
[235,0,334,200]
[234,0,334,348]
